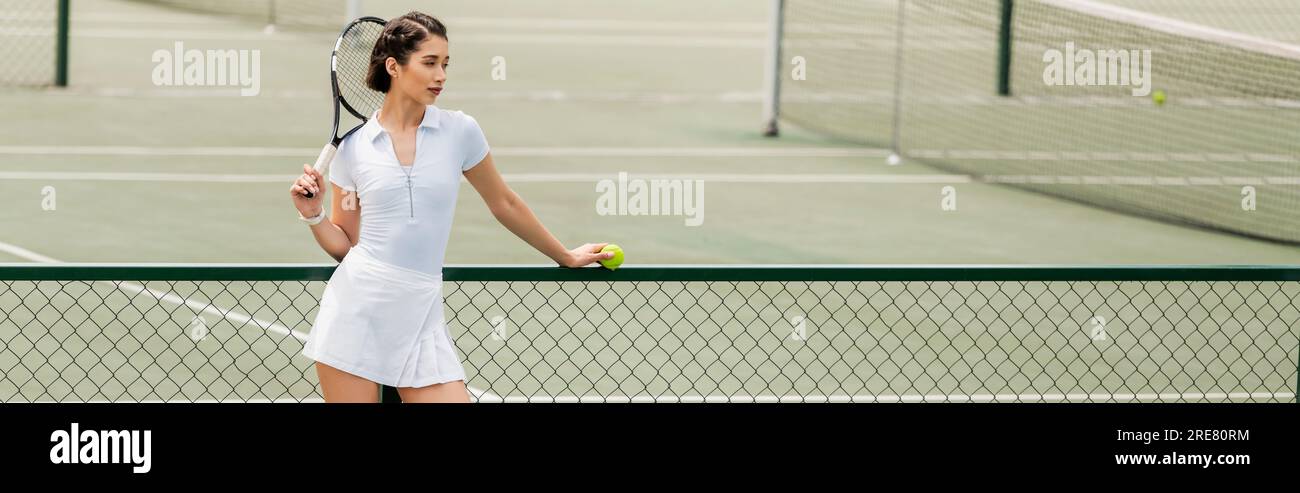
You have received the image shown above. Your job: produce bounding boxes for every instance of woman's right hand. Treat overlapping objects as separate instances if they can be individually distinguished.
[290,163,325,217]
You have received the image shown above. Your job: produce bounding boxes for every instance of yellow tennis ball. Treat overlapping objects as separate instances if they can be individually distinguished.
[599,244,624,270]
[1152,89,1166,106]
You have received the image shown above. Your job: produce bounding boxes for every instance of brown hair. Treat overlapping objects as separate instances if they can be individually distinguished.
[365,12,448,93]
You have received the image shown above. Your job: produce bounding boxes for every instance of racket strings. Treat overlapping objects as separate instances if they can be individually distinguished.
[336,21,386,120]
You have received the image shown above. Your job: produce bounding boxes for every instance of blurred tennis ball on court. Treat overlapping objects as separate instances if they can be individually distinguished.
[1152,89,1166,106]
[887,153,901,166]
[599,244,624,270]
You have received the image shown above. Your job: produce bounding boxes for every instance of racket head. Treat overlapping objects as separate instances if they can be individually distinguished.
[305,17,384,199]
[305,17,386,199]
[333,16,387,122]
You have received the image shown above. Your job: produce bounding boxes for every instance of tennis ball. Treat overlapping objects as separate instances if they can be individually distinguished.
[886,153,901,166]
[1152,89,1166,106]
[599,244,624,271]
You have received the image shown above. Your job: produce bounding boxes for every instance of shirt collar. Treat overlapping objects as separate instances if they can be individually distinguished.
[363,105,441,143]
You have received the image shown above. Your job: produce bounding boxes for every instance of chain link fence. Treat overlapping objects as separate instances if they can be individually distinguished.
[1,265,1296,403]
[0,0,68,87]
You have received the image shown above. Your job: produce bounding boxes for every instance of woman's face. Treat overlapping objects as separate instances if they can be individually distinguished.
[388,35,448,105]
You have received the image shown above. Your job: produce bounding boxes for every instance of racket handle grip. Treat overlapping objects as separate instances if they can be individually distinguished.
[304,144,337,199]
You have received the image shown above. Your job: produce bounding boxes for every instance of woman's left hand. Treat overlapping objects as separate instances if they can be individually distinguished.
[560,243,615,268]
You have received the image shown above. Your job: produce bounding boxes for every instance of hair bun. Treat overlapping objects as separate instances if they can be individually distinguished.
[363,12,448,94]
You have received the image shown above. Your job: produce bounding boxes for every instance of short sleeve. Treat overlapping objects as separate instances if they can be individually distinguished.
[460,113,490,171]
[328,139,357,192]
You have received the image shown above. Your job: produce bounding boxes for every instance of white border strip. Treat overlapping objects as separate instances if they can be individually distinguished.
[474,391,1295,403]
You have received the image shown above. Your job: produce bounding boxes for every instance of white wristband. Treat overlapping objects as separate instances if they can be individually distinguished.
[298,210,326,226]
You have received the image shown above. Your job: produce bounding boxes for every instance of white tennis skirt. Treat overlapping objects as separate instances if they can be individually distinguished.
[303,247,466,388]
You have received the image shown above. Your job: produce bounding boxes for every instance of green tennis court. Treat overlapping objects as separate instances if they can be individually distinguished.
[0,0,1297,403]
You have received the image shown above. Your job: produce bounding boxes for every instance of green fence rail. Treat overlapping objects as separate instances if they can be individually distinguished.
[2,264,1297,403]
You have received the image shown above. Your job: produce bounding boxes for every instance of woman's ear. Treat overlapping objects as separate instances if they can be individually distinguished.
[385,57,399,79]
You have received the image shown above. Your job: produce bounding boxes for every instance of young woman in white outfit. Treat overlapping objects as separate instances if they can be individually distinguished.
[288,12,615,403]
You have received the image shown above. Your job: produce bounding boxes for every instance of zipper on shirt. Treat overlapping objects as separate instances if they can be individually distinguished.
[401,165,416,222]
[383,125,420,224]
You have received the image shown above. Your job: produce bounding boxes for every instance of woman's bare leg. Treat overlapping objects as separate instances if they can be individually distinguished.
[396,380,471,403]
[315,361,380,403]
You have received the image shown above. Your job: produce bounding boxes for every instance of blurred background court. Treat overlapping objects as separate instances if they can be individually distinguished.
[0,0,1296,402]
[1,0,1298,264]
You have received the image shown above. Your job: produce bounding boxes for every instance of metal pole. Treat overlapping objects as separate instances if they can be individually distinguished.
[998,0,1015,96]
[346,0,362,22]
[889,0,908,155]
[55,0,69,87]
[761,0,785,137]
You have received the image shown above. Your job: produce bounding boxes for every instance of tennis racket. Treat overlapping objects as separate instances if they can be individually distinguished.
[303,16,387,199]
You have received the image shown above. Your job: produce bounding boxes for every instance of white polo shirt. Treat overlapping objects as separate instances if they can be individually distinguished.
[329,105,490,276]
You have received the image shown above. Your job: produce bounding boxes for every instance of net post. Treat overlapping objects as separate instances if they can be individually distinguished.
[997,0,1014,96]
[889,0,908,155]
[380,385,401,403]
[55,0,69,87]
[346,0,363,22]
[761,0,784,137]
[267,0,277,28]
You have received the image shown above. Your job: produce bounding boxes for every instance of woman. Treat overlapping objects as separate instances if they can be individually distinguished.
[288,12,614,403]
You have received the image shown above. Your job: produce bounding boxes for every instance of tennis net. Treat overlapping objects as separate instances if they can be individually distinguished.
[1,264,1295,403]
[773,0,896,146]
[768,0,1300,244]
[0,0,69,87]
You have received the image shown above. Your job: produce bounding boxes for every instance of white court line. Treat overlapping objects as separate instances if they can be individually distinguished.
[0,26,889,49]
[70,28,308,41]
[3,145,1294,164]
[65,29,765,47]
[0,240,497,402]
[905,149,1300,164]
[0,171,957,184]
[66,13,889,36]
[68,13,770,33]
[0,145,882,158]
[0,241,59,263]
[0,13,56,21]
[1,171,1297,186]
[454,33,762,47]
[48,86,1298,109]
[0,171,925,183]
[495,147,886,157]
[0,27,56,37]
[473,391,1296,403]
[785,90,1300,109]
[49,87,770,102]
[445,17,769,33]
[0,241,308,342]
